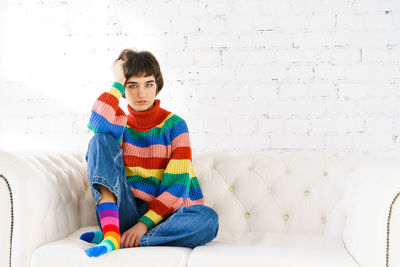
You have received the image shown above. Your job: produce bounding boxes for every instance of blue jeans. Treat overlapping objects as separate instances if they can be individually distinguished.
[85,132,219,248]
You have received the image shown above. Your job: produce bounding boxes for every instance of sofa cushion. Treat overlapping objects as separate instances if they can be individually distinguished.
[31,226,192,267]
[32,226,358,267]
[188,231,359,267]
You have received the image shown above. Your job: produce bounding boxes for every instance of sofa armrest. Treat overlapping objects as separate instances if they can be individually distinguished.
[342,158,400,267]
[0,174,13,267]
[0,150,96,267]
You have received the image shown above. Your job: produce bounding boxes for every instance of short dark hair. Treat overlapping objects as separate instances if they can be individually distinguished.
[117,49,164,98]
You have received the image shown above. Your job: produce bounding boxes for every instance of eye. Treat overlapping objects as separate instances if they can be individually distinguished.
[129,85,137,88]
[146,84,153,87]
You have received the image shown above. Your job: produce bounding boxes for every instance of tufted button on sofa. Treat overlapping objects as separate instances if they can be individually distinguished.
[1,149,400,267]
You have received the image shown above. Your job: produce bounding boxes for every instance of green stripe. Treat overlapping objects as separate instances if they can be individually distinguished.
[161,173,191,188]
[127,175,161,186]
[191,177,201,189]
[125,114,183,139]
[112,82,125,95]
[138,216,155,230]
[87,122,98,133]
[103,238,115,250]
[93,231,103,244]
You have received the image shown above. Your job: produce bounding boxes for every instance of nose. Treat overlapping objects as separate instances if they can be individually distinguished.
[137,87,146,97]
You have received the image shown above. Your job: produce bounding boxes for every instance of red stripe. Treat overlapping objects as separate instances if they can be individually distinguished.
[124,156,170,169]
[148,199,174,217]
[98,93,120,112]
[115,107,126,117]
[171,146,192,161]
[103,224,120,234]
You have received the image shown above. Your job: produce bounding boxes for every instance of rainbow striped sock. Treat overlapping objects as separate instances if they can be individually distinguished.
[80,230,103,244]
[85,202,121,257]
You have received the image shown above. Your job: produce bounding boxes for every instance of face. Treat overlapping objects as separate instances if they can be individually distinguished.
[125,74,157,112]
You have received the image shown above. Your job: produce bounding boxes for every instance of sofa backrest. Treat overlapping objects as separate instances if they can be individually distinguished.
[75,150,365,237]
[191,151,366,237]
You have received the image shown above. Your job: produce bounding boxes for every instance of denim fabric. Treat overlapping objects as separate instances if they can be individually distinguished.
[85,132,219,248]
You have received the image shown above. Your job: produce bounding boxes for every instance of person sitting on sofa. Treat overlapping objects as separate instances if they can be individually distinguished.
[81,48,219,257]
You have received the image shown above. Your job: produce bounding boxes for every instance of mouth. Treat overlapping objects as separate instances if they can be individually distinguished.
[137,101,147,105]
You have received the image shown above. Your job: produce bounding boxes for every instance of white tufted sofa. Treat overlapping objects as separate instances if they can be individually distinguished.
[1,149,400,267]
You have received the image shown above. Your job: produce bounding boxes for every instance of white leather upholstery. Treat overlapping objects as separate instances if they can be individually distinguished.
[188,231,357,267]
[342,159,400,267]
[31,226,192,267]
[1,149,399,267]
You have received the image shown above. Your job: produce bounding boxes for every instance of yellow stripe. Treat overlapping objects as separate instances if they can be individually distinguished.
[105,236,120,249]
[104,231,120,242]
[157,113,174,128]
[108,87,122,99]
[125,166,165,180]
[165,159,196,177]
[144,210,163,225]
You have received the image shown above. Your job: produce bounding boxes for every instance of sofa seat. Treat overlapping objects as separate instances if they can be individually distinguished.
[31,226,192,267]
[31,225,358,267]
[189,231,358,267]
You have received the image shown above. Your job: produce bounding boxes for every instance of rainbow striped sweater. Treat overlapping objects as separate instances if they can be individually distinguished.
[87,81,205,230]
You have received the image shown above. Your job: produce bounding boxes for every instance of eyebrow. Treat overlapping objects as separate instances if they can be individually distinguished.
[126,80,155,84]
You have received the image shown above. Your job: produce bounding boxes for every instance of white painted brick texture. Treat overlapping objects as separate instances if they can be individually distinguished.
[0,0,399,159]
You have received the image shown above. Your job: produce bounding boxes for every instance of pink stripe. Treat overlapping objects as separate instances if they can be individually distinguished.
[93,100,127,127]
[154,191,183,210]
[183,198,205,207]
[100,216,119,227]
[123,142,172,158]
[171,133,190,149]
[130,188,156,202]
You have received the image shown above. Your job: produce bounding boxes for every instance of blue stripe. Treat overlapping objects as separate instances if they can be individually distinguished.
[89,111,125,141]
[159,184,190,198]
[129,182,159,196]
[122,118,188,147]
[97,202,118,212]
[170,120,188,141]
[130,182,202,201]
[123,129,172,147]
[188,187,204,200]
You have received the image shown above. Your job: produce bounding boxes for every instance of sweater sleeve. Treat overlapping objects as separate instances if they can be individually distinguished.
[87,82,128,144]
[137,118,194,230]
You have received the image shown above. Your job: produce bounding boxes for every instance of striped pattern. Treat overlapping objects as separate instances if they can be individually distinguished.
[87,82,205,231]
[87,82,127,144]
[85,202,121,257]
[80,230,103,244]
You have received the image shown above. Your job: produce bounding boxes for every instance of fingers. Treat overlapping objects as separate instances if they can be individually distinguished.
[121,233,139,248]
[128,236,136,248]
[119,227,142,248]
[134,237,140,247]
[124,234,133,248]
[120,232,126,247]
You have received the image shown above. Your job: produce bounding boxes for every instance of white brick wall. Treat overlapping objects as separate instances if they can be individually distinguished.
[0,0,399,159]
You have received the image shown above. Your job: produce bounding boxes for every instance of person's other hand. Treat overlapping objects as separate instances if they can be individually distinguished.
[120,221,149,248]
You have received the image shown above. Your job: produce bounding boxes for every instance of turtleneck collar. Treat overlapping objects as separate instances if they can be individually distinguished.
[127,99,171,132]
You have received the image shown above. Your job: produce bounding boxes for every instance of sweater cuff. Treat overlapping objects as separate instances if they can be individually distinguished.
[112,81,126,95]
[138,215,156,231]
